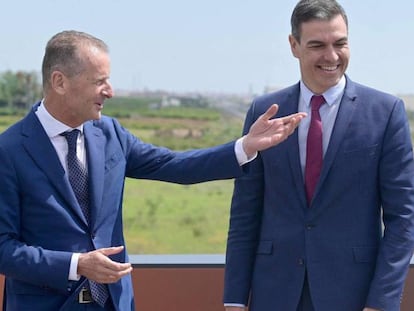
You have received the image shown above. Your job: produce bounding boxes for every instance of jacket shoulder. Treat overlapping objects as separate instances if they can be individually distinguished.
[347,80,401,104]
[248,83,300,117]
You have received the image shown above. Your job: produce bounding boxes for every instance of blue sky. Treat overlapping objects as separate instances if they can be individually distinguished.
[1,0,413,95]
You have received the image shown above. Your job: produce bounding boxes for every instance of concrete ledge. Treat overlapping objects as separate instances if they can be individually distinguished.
[130,254,225,267]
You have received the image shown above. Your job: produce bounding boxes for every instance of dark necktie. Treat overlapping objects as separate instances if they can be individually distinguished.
[61,130,90,223]
[305,95,325,205]
[61,130,109,307]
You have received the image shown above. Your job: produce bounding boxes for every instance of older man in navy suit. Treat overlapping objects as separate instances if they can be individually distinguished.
[0,31,305,310]
[224,1,414,311]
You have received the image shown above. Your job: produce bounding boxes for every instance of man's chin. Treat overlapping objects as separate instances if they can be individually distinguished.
[92,112,102,120]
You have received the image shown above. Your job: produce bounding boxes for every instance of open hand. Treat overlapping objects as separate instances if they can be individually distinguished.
[242,104,306,158]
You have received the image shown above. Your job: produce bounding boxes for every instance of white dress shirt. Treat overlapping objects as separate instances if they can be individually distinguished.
[298,77,346,175]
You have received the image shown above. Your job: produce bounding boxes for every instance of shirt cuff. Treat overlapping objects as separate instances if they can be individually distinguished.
[224,303,246,307]
[69,253,81,281]
[235,137,257,165]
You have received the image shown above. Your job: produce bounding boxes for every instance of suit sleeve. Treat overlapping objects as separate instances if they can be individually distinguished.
[365,99,414,310]
[0,145,73,293]
[223,101,264,304]
[109,117,244,183]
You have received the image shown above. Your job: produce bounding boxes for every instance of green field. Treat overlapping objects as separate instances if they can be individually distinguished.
[110,98,243,254]
[123,179,235,254]
[0,97,243,254]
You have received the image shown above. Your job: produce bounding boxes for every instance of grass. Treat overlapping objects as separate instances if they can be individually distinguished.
[114,99,242,253]
[123,179,235,254]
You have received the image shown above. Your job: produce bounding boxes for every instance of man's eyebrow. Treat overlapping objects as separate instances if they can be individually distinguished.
[306,36,348,45]
[306,40,324,45]
[335,36,349,42]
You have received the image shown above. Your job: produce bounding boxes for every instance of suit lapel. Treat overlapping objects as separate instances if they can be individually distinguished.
[287,130,308,209]
[84,122,105,228]
[312,80,358,206]
[21,108,88,226]
[280,86,309,209]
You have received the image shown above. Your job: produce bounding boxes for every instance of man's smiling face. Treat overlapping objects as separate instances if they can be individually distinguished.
[289,14,350,94]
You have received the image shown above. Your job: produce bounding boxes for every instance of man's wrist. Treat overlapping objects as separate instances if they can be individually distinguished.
[235,137,257,165]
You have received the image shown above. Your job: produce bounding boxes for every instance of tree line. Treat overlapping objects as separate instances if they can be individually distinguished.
[0,70,42,110]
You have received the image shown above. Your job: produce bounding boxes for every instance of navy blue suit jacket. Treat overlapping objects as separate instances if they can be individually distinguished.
[224,77,414,311]
[0,103,243,311]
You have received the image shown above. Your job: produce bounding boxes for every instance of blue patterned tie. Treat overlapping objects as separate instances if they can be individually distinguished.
[61,130,109,307]
[61,130,90,222]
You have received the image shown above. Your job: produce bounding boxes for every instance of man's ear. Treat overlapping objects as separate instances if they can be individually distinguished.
[50,71,67,95]
[288,34,300,59]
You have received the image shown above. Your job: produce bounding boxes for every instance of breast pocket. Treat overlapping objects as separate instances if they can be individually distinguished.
[105,152,124,172]
[330,144,379,195]
[343,144,378,161]
[334,144,379,174]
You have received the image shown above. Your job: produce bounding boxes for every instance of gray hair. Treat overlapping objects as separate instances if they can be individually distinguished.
[291,0,348,42]
[41,30,109,91]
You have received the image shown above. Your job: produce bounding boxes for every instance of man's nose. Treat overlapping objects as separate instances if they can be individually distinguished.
[323,45,339,62]
[102,83,114,98]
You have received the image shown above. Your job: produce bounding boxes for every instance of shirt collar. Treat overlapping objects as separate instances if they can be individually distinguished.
[300,75,346,107]
[35,99,84,138]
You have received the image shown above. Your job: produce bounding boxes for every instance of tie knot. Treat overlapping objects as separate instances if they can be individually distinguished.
[61,130,80,151]
[310,95,325,111]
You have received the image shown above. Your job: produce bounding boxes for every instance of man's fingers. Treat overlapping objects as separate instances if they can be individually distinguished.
[96,260,133,283]
[102,264,133,283]
[260,104,279,121]
[98,245,125,256]
[259,101,307,126]
[261,103,306,125]
[279,112,307,124]
[98,246,132,272]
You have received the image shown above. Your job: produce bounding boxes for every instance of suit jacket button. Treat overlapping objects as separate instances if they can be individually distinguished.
[298,258,305,265]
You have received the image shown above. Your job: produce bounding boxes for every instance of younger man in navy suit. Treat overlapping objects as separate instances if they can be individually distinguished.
[224,1,414,310]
